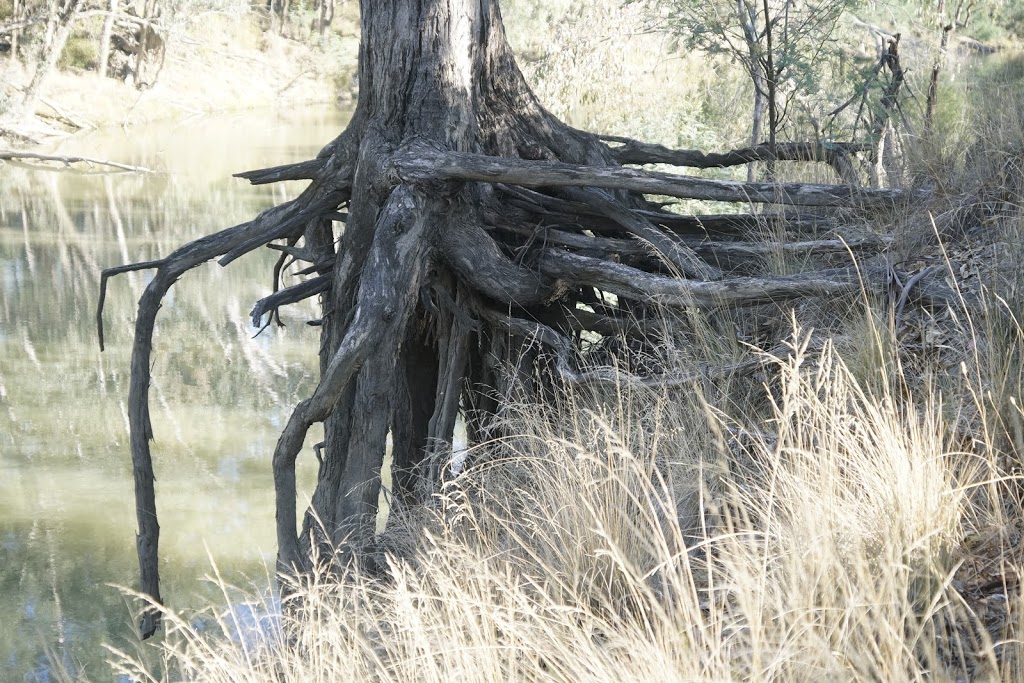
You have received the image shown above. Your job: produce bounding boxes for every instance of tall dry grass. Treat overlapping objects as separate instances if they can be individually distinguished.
[107,308,1024,681]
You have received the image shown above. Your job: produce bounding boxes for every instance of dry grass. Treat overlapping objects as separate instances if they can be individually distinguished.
[106,309,1024,681]
[91,11,1024,683]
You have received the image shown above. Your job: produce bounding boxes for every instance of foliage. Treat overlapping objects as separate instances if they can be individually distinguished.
[57,34,98,70]
[994,0,1024,37]
[643,0,863,142]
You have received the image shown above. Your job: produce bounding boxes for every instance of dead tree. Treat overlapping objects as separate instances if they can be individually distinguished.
[97,0,927,639]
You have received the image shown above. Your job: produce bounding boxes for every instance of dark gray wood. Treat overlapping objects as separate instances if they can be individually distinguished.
[393,142,925,207]
[100,0,941,636]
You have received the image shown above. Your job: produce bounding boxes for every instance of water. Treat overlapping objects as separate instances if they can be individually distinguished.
[0,106,351,680]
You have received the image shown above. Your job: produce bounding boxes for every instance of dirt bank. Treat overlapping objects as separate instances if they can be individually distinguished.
[0,15,358,137]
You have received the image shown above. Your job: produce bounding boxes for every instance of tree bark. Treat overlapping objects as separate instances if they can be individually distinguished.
[99,0,932,637]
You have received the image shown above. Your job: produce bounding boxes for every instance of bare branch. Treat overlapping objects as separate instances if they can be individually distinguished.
[0,150,154,173]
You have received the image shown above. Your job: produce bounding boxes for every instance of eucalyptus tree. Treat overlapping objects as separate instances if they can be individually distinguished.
[1,0,83,122]
[99,0,922,638]
[648,0,859,179]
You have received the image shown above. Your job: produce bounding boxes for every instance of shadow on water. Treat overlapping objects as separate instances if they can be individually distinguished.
[0,106,351,680]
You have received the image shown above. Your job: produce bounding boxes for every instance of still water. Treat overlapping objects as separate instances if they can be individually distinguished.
[0,107,351,680]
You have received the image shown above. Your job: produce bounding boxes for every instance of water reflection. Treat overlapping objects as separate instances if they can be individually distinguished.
[0,106,350,680]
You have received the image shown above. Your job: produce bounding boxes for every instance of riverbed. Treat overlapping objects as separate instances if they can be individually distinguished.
[0,106,351,680]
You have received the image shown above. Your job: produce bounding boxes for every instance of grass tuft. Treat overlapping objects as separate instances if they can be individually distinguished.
[108,317,1024,681]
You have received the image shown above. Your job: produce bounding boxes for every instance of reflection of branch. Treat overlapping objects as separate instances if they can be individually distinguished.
[0,150,154,173]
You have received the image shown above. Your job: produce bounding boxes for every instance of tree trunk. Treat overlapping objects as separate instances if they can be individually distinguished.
[761,0,778,181]
[925,22,952,137]
[925,0,968,139]
[17,0,83,122]
[317,0,336,43]
[870,34,907,188]
[749,80,767,182]
[100,0,929,639]
[10,0,25,59]
[739,0,764,182]
[97,0,117,78]
[133,0,165,89]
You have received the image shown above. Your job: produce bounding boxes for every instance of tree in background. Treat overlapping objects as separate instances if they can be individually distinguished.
[924,0,979,137]
[647,0,859,180]
[1,0,83,123]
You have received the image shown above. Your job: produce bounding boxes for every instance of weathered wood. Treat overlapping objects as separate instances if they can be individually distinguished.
[394,143,925,207]
[250,274,331,327]
[564,187,721,279]
[496,185,837,236]
[422,286,471,494]
[602,136,869,172]
[103,0,946,634]
[274,184,430,569]
[390,321,439,506]
[480,307,777,389]
[99,156,350,637]
[538,249,871,309]
[495,222,890,268]
[0,150,153,173]
[235,159,325,185]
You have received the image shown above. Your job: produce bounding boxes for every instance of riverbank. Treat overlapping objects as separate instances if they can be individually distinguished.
[0,13,359,140]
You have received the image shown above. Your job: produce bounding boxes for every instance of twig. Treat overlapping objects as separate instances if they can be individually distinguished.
[39,97,96,131]
[894,264,942,329]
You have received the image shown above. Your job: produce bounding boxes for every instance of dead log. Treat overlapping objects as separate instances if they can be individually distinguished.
[0,150,153,173]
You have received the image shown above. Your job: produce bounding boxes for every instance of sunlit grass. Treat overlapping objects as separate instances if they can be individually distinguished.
[107,315,1024,681]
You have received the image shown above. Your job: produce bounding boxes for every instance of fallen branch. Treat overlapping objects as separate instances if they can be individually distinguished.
[0,150,153,173]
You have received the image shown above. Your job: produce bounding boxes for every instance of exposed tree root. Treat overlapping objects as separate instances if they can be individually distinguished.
[98,0,944,640]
